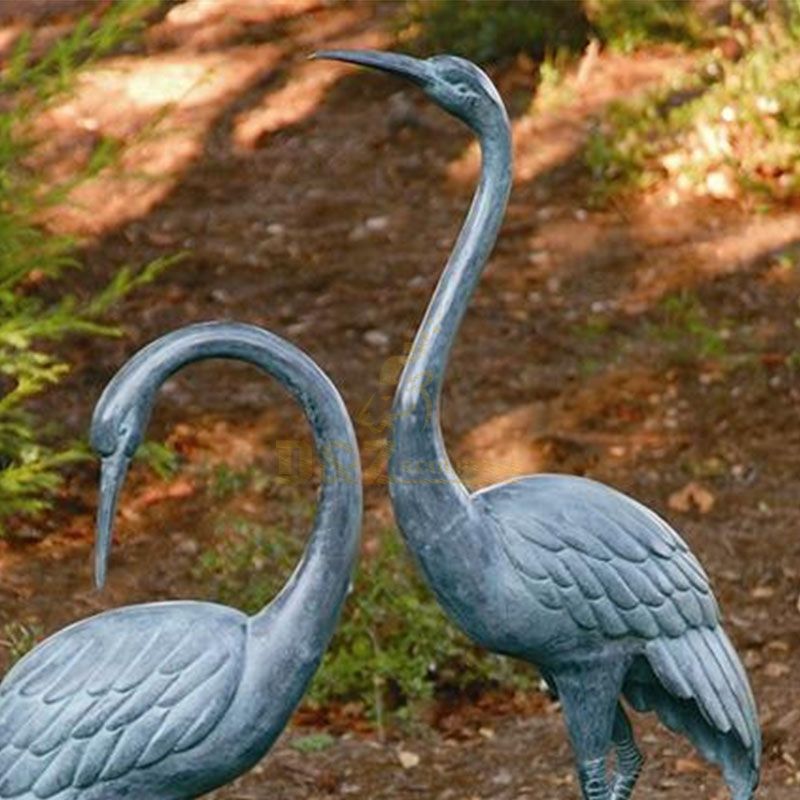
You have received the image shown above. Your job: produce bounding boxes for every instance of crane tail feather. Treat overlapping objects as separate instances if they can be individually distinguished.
[624,628,760,799]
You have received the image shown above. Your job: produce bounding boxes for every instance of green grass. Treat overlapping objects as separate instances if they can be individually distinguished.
[290,732,336,753]
[586,11,800,205]
[644,291,728,366]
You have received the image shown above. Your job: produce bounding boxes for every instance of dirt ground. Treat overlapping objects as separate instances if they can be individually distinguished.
[1,2,799,798]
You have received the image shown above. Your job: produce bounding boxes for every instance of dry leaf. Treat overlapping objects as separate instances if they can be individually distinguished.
[398,750,420,769]
[675,757,705,774]
[668,481,715,514]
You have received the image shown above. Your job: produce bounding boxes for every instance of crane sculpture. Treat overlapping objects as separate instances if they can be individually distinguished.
[0,322,361,799]
[314,50,761,800]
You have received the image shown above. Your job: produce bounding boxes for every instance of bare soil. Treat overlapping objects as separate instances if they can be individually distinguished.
[0,2,798,798]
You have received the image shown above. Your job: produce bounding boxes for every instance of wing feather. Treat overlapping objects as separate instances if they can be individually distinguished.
[483,475,721,643]
[0,603,246,798]
[478,474,759,765]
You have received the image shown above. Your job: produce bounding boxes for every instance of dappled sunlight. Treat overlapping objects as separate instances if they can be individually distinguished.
[618,208,800,312]
[26,0,391,237]
[33,45,283,235]
[446,50,690,187]
[233,26,390,149]
[457,365,680,490]
[148,0,324,51]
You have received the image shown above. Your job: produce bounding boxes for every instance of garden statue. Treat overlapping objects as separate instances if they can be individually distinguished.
[313,49,761,800]
[0,322,361,799]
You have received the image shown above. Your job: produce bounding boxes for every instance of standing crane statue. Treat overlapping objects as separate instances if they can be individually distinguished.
[313,50,761,800]
[0,322,361,799]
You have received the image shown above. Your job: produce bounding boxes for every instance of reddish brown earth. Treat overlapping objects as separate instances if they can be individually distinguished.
[0,2,798,798]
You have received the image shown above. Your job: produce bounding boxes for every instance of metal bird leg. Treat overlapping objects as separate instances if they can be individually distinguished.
[610,705,645,800]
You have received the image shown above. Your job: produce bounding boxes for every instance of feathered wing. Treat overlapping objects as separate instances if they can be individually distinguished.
[0,603,246,799]
[478,474,760,792]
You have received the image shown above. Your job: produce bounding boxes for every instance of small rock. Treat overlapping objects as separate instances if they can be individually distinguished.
[398,750,420,769]
[764,661,790,679]
[363,329,389,349]
[175,536,199,556]
[365,215,389,232]
[527,250,550,267]
[492,768,512,785]
[286,322,310,337]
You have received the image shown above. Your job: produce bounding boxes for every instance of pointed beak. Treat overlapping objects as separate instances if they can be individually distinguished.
[95,450,130,590]
[311,49,431,87]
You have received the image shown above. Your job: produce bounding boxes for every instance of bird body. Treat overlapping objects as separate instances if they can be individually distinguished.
[0,323,361,799]
[315,50,760,800]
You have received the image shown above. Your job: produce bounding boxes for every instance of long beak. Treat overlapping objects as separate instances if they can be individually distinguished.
[95,450,130,590]
[311,49,431,87]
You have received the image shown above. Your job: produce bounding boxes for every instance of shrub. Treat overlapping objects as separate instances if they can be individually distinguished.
[401,0,591,63]
[585,0,702,52]
[585,11,800,205]
[195,488,530,724]
[0,1,174,530]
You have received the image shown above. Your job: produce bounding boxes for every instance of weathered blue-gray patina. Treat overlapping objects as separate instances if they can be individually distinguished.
[314,50,761,800]
[0,322,361,799]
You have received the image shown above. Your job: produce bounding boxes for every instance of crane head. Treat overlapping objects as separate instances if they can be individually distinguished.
[311,50,508,135]
[90,371,152,591]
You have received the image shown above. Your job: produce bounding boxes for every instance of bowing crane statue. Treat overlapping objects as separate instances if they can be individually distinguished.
[314,50,760,800]
[0,322,361,799]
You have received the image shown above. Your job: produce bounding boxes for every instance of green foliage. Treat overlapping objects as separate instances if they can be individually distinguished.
[196,510,530,723]
[585,0,702,53]
[533,47,577,113]
[401,0,590,63]
[0,1,173,530]
[586,12,800,205]
[0,620,43,665]
[290,732,336,753]
[648,291,727,364]
[196,513,308,614]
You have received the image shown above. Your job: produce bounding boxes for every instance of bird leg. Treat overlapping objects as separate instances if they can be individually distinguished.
[577,757,612,800]
[610,704,644,800]
[553,663,624,800]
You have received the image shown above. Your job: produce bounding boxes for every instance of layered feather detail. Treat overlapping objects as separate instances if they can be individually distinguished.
[629,627,760,799]
[478,473,760,798]
[0,603,245,799]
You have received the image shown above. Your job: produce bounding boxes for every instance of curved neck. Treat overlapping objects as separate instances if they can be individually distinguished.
[391,113,512,493]
[118,322,361,638]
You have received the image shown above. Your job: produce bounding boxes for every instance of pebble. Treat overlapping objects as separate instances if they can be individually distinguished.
[365,215,389,232]
[363,329,390,349]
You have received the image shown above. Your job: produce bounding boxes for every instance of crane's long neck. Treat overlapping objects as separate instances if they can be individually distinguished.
[118,323,361,648]
[387,113,511,638]
[390,116,512,515]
